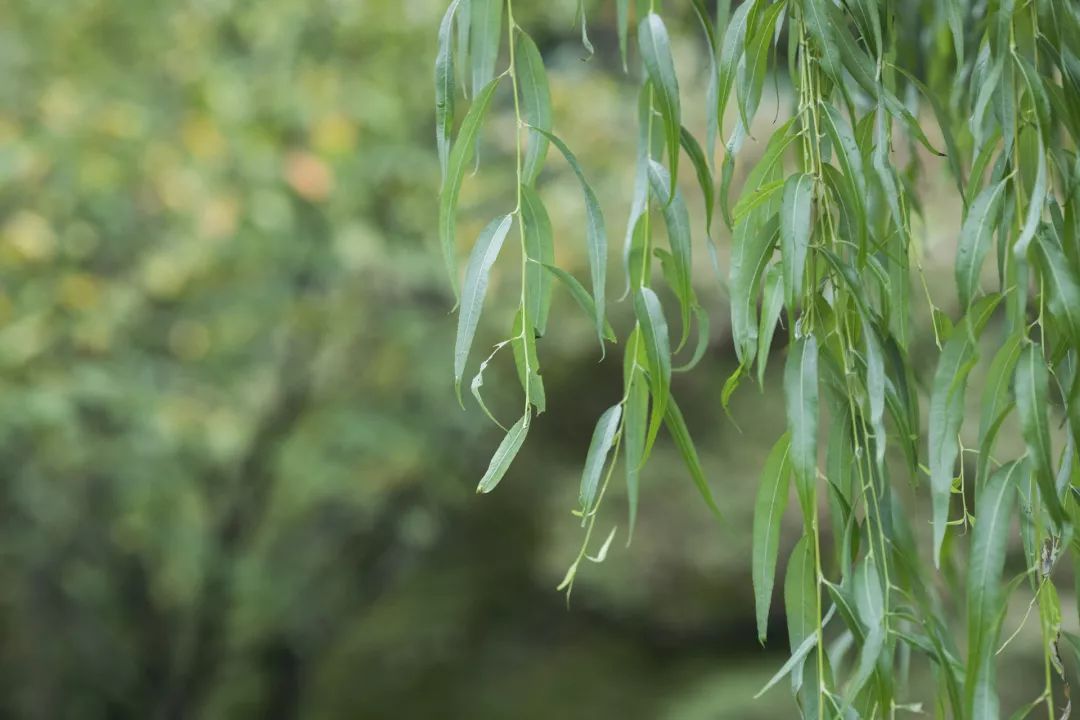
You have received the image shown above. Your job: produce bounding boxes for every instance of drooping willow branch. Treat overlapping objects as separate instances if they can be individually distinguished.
[436,1,1080,717]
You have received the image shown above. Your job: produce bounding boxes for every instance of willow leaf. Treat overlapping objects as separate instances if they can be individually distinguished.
[674,306,710,373]
[930,330,976,566]
[664,396,722,519]
[624,370,648,541]
[785,533,818,654]
[468,0,502,96]
[440,75,502,300]
[956,179,1008,310]
[477,411,530,493]
[966,459,1025,718]
[716,1,752,140]
[780,173,814,312]
[635,287,672,457]
[435,0,464,185]
[679,126,715,235]
[530,127,607,345]
[976,333,1023,486]
[785,336,819,524]
[511,308,545,413]
[1012,134,1047,261]
[520,185,554,336]
[580,404,622,515]
[616,0,629,70]
[753,432,792,644]
[1032,228,1080,344]
[849,555,885,700]
[639,13,681,199]
[1016,342,1064,524]
[540,264,615,342]
[757,264,785,385]
[454,214,513,399]
[731,215,780,368]
[647,160,693,347]
[516,31,551,186]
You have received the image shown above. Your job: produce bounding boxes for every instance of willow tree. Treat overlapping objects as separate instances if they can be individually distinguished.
[436,0,1080,716]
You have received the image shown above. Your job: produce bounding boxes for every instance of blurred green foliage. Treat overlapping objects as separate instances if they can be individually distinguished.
[0,1,1055,718]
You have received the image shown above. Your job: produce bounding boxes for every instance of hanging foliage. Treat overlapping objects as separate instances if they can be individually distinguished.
[436,0,1080,715]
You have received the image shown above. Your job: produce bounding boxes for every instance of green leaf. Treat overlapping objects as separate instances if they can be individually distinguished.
[736,0,784,133]
[454,214,514,399]
[955,179,1008,310]
[785,335,819,524]
[679,126,715,237]
[477,411,531,493]
[929,317,982,565]
[511,308,545,413]
[469,0,503,97]
[1015,342,1064,524]
[756,263,785,385]
[440,75,503,300]
[647,160,693,348]
[529,127,607,345]
[965,458,1025,719]
[624,368,648,541]
[515,31,551,186]
[664,395,722,519]
[521,185,553,335]
[635,287,672,457]
[435,0,464,185]
[780,173,814,312]
[849,555,885,700]
[1032,228,1080,344]
[540,264,616,342]
[716,1,752,140]
[674,306,710,373]
[976,333,1023,487]
[638,13,681,201]
[616,0,629,70]
[863,313,886,471]
[753,432,792,644]
[580,403,622,515]
[1012,134,1047,261]
[730,215,780,368]
[784,533,818,653]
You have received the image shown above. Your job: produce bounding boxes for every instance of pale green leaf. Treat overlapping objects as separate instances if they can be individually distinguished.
[753,432,792,644]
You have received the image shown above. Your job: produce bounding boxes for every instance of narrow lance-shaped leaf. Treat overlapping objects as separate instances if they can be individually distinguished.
[540,264,616,342]
[929,329,978,565]
[965,459,1025,718]
[647,160,693,348]
[477,411,531,493]
[1012,134,1047,261]
[469,0,502,97]
[664,395,722,518]
[580,404,622,515]
[615,0,629,70]
[848,555,885,700]
[529,127,607,346]
[863,313,886,470]
[1032,229,1080,344]
[780,173,813,312]
[956,179,1008,310]
[1016,342,1064,524]
[753,432,792,644]
[454,214,513,399]
[440,75,502,300]
[515,31,551,186]
[757,263,785,386]
[716,1,752,140]
[624,366,648,541]
[520,185,553,335]
[975,333,1023,487]
[635,287,672,458]
[785,335,819,524]
[731,215,780,368]
[511,308,545,413]
[435,0,464,185]
[638,12,681,199]
[679,126,715,236]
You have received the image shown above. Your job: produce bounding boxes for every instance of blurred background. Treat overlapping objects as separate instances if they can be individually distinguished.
[0,0,1062,718]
